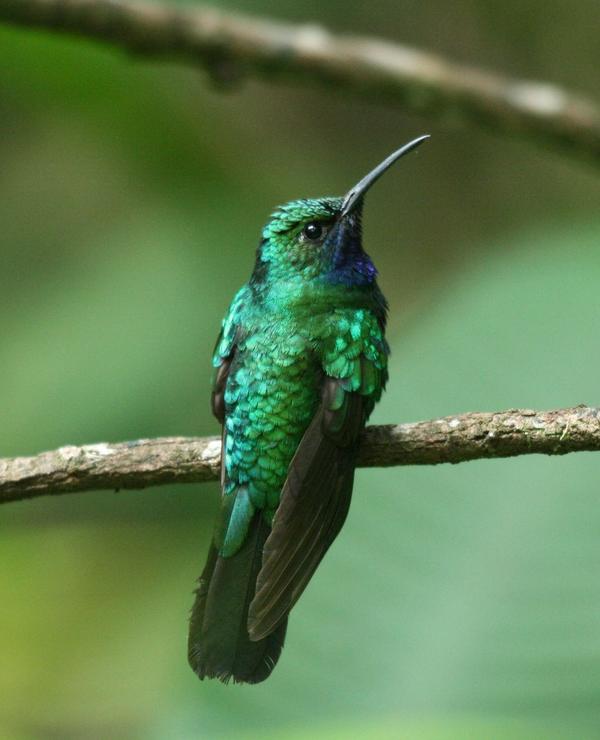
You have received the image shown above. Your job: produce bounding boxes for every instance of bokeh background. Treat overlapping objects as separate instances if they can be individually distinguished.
[2,1,600,738]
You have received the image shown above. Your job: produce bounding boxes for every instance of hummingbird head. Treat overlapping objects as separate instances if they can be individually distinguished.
[251,135,429,290]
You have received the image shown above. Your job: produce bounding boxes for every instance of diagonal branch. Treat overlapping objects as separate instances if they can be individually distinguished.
[0,0,599,166]
[1,405,599,505]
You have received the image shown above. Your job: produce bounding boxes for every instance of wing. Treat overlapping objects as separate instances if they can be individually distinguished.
[209,286,251,533]
[210,285,248,424]
[247,310,388,642]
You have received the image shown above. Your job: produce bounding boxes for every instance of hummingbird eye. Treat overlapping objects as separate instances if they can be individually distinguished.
[301,221,325,242]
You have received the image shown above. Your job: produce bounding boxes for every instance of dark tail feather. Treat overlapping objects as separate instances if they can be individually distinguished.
[188,513,287,684]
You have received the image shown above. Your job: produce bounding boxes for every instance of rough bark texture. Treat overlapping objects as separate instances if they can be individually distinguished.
[0,0,599,166]
[2,405,599,505]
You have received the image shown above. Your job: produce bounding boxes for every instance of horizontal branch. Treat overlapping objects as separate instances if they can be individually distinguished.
[1,1,599,165]
[1,405,599,505]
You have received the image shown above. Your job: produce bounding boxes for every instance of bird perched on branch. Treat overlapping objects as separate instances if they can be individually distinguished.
[188,135,429,684]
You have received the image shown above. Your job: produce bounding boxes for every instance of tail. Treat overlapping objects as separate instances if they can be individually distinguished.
[188,513,287,684]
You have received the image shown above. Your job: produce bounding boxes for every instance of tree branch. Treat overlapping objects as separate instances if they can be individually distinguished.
[0,0,599,166]
[2,405,599,505]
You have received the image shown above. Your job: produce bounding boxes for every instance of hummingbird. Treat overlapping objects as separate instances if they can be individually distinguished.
[188,135,429,684]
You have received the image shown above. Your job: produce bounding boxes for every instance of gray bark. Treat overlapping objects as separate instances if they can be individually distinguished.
[0,0,598,165]
[2,405,599,505]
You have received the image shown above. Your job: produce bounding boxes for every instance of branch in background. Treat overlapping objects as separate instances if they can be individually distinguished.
[2,405,599,505]
[0,1,599,166]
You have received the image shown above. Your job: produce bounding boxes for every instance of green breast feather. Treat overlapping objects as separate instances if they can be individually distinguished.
[212,291,388,558]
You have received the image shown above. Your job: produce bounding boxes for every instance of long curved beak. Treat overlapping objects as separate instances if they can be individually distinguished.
[340,134,430,217]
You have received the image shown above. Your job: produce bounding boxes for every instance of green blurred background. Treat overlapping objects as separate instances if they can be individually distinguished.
[2,1,600,738]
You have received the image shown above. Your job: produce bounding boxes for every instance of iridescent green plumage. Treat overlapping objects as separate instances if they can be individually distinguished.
[188,137,428,684]
[217,286,387,545]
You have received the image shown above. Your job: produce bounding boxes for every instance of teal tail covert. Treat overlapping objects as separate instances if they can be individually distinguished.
[188,135,430,684]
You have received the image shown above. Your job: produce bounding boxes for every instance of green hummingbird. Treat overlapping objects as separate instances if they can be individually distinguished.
[188,135,429,684]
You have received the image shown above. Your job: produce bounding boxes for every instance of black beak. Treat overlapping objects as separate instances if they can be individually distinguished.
[340,135,430,217]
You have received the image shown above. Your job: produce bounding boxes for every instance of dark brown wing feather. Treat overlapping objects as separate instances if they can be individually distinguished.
[247,381,365,641]
[211,354,233,489]
[211,355,233,423]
